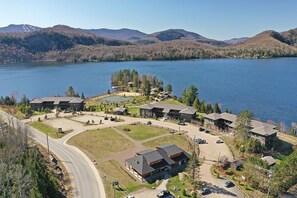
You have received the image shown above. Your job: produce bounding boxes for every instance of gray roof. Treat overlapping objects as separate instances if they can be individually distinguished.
[205,112,278,136]
[114,107,127,112]
[126,155,154,175]
[138,150,164,164]
[261,156,276,166]
[126,144,190,176]
[140,102,196,115]
[157,144,183,157]
[30,97,84,104]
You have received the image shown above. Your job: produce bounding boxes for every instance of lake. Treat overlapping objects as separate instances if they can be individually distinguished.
[0,58,296,127]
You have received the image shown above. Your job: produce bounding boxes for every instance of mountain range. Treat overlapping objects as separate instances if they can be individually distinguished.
[0,24,297,64]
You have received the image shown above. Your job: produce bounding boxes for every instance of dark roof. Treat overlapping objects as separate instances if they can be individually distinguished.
[157,144,183,156]
[204,112,278,136]
[126,155,154,175]
[126,144,190,176]
[139,150,164,164]
[140,102,196,115]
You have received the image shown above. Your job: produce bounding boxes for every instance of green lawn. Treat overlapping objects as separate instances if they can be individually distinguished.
[97,160,156,198]
[115,124,170,141]
[67,128,134,159]
[29,121,72,138]
[167,174,193,197]
[143,134,192,153]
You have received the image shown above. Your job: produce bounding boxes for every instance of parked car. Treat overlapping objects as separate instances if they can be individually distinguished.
[157,190,171,197]
[205,130,210,133]
[110,117,116,121]
[126,196,135,198]
[147,121,152,125]
[225,180,234,188]
[200,187,211,195]
[198,127,205,132]
[193,138,207,144]
[215,139,224,143]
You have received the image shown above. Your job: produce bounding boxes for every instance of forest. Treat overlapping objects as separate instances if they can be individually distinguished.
[0,118,65,198]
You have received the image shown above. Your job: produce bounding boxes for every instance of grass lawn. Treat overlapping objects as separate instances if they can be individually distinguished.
[128,106,140,116]
[67,128,134,159]
[116,124,170,141]
[143,134,192,153]
[29,121,73,138]
[97,160,156,198]
[167,174,193,197]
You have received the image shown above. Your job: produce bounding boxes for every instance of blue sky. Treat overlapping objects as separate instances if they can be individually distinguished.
[1,0,297,40]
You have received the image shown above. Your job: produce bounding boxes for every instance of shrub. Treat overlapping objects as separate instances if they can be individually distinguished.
[123,128,131,132]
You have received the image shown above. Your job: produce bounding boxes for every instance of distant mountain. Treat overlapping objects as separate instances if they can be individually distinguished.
[139,29,228,46]
[224,37,249,44]
[83,28,147,41]
[1,24,297,64]
[0,24,41,33]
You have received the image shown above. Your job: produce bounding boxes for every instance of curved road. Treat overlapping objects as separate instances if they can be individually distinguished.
[0,110,106,198]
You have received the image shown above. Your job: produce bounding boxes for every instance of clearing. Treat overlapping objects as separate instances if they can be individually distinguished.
[67,128,134,159]
[115,124,170,141]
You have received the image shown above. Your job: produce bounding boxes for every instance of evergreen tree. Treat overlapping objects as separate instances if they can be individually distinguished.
[81,92,85,99]
[143,79,151,97]
[65,86,77,97]
[206,103,213,114]
[236,110,253,142]
[20,94,29,105]
[165,84,173,93]
[193,97,199,110]
[213,102,221,113]
[199,100,206,113]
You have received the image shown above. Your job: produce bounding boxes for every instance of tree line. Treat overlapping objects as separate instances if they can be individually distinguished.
[0,118,65,197]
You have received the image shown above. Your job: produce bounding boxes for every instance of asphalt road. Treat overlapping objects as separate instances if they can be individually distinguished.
[0,111,106,198]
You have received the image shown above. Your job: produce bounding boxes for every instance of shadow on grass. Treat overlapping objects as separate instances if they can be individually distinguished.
[201,181,238,197]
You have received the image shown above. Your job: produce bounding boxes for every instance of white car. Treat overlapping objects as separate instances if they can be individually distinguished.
[126,196,135,198]
[215,139,224,143]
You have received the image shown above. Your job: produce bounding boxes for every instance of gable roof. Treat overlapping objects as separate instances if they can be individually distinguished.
[140,102,196,115]
[205,112,278,136]
[126,144,190,176]
[139,150,163,164]
[126,155,155,175]
[261,156,276,166]
[157,144,183,156]
[30,97,84,104]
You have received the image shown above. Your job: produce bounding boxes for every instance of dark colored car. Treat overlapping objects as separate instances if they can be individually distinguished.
[147,121,152,125]
[200,187,211,195]
[199,127,205,132]
[205,130,210,133]
[157,190,171,197]
[225,180,234,188]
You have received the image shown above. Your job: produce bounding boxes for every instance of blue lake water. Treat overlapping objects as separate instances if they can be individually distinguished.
[0,58,296,127]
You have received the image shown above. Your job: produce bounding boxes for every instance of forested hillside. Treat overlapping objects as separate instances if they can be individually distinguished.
[0,119,65,197]
[0,25,297,64]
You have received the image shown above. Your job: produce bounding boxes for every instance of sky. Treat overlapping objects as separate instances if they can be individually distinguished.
[1,0,297,40]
